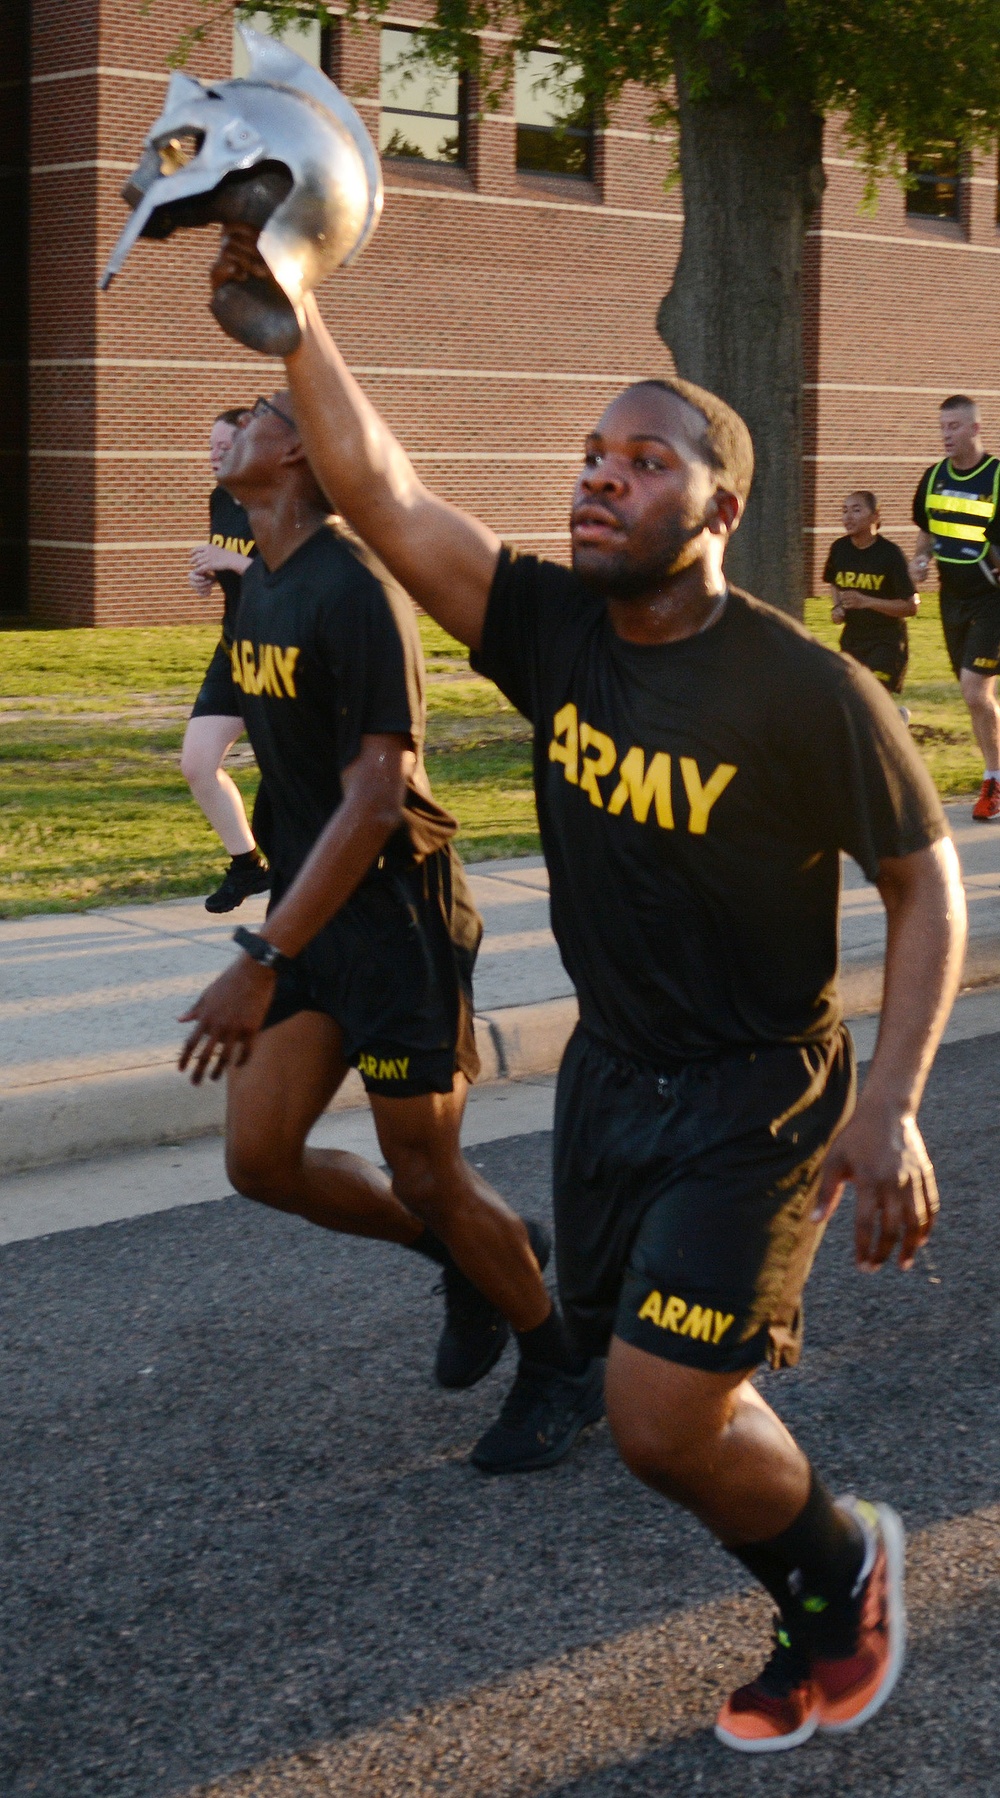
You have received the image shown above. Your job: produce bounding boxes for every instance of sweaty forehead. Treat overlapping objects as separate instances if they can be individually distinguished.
[593,386,706,457]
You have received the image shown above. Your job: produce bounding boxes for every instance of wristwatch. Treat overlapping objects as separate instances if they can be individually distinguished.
[232,926,294,974]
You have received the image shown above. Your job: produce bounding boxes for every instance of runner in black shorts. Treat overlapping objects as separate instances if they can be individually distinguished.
[823,490,917,720]
[182,408,272,911]
[912,395,1000,820]
[179,390,600,1465]
[229,237,966,1754]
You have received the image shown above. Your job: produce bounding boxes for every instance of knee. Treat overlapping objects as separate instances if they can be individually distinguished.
[961,677,996,716]
[225,1138,295,1207]
[606,1381,718,1499]
[180,741,211,789]
[390,1143,448,1217]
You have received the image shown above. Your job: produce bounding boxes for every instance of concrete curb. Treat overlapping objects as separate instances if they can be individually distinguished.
[3,947,1000,1178]
[0,1006,573,1178]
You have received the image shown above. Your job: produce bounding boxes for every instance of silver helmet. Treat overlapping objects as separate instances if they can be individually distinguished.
[100,24,383,354]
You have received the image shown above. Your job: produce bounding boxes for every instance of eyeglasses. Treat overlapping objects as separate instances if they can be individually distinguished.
[247,395,296,430]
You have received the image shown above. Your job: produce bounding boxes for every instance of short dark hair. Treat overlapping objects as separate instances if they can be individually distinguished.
[940,394,977,412]
[846,489,878,513]
[214,407,246,427]
[627,377,755,502]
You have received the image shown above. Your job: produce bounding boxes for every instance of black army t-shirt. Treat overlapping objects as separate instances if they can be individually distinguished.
[230,523,423,886]
[209,485,256,643]
[822,534,915,659]
[473,550,946,1064]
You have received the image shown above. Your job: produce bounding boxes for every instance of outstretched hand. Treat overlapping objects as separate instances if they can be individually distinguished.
[813,1100,939,1271]
[178,956,276,1085]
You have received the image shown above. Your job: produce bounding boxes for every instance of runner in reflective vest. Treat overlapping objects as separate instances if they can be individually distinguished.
[912,395,1000,820]
[921,454,1000,570]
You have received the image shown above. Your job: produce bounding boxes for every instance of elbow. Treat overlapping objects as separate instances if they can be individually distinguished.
[366,791,407,840]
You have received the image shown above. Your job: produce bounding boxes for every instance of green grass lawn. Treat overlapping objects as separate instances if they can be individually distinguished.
[0,599,977,917]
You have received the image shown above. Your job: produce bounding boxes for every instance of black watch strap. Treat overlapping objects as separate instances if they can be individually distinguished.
[233,926,293,974]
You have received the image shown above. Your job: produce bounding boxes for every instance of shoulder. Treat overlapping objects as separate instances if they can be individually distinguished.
[879,535,910,565]
[317,525,421,656]
[727,587,855,688]
[489,546,602,634]
[824,535,849,559]
[492,546,582,601]
[299,522,385,593]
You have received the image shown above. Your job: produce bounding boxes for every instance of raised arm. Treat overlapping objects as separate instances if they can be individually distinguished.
[212,229,500,651]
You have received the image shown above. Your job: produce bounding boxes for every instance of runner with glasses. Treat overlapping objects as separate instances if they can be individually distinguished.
[178,390,603,1465]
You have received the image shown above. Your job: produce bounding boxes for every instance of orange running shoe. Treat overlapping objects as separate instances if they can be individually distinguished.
[812,1498,906,1735]
[972,777,1000,821]
[715,1618,820,1753]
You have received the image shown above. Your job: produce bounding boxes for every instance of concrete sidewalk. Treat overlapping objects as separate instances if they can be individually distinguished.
[3,799,999,1175]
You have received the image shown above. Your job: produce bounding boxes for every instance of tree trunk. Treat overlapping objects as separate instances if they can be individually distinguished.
[657,69,825,616]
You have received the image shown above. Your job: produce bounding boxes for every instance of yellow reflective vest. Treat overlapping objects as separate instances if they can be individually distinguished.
[922,456,1000,566]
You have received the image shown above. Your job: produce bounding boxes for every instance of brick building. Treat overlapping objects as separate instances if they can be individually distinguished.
[7,0,1000,626]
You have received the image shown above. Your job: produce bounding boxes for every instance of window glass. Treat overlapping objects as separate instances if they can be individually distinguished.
[906,144,961,220]
[515,50,593,178]
[233,11,321,74]
[379,27,464,164]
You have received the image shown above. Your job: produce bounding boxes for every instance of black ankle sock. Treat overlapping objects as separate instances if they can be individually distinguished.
[729,1468,866,1625]
[232,848,261,868]
[409,1226,452,1268]
[516,1307,588,1374]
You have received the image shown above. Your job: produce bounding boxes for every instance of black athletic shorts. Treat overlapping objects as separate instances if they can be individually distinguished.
[190,637,240,718]
[843,641,908,696]
[553,1024,856,1373]
[261,847,482,1098]
[940,591,1000,680]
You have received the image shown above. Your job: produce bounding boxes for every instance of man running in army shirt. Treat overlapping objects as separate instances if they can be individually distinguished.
[179,391,602,1469]
[207,226,965,1754]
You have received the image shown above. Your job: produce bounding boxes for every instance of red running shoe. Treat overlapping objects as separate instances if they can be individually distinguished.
[812,1498,906,1735]
[714,1618,820,1753]
[972,777,1000,821]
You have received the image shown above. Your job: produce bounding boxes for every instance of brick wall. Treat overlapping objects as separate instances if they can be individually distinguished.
[0,0,30,614]
[22,1,1000,624]
[27,0,678,625]
[806,122,1000,590]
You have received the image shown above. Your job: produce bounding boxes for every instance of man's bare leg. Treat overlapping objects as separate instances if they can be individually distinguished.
[605,1339,901,1750]
[605,1341,809,1541]
[226,1011,551,1329]
[369,1077,549,1331]
[960,667,1000,769]
[225,1009,424,1243]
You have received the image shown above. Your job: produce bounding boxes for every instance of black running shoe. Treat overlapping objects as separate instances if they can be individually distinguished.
[435,1219,551,1391]
[469,1357,605,1474]
[204,854,271,914]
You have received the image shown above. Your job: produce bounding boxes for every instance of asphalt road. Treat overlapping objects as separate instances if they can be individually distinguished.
[2,1034,999,1798]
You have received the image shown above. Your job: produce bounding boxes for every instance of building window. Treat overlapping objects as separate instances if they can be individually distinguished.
[515,50,593,178]
[906,143,961,220]
[233,10,322,74]
[379,28,465,165]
